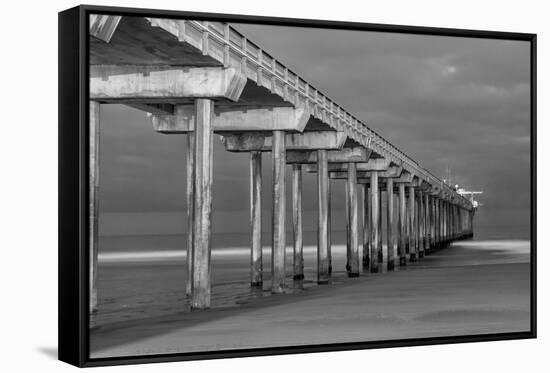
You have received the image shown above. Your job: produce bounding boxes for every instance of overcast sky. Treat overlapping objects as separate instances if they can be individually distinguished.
[98,22,531,238]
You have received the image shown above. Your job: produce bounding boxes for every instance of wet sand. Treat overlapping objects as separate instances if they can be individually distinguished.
[90,239,530,358]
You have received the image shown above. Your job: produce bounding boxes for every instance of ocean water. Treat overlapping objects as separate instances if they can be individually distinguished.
[472,225,530,240]
[91,236,531,354]
[98,225,530,263]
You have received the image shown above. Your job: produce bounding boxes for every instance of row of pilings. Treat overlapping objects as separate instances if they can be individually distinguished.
[88,99,475,313]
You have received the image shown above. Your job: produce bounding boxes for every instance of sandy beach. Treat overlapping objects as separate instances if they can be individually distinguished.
[90,237,530,358]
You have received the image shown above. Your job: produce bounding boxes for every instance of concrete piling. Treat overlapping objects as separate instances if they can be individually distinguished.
[398,183,407,266]
[186,131,195,295]
[292,164,304,281]
[250,151,263,287]
[408,186,417,262]
[424,193,430,254]
[370,171,380,273]
[347,163,360,277]
[361,184,369,270]
[191,99,214,309]
[345,181,350,272]
[271,130,286,294]
[317,150,330,284]
[362,185,370,270]
[378,189,383,263]
[386,178,395,271]
[328,178,332,274]
[418,190,424,258]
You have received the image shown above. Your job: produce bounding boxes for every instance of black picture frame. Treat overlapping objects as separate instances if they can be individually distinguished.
[58,4,537,367]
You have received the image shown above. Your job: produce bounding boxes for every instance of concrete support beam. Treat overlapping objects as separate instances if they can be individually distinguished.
[223,131,345,152]
[398,183,407,266]
[386,178,395,271]
[89,101,100,314]
[337,172,382,181]
[347,163,360,277]
[382,165,404,178]
[228,131,346,152]
[154,106,310,134]
[359,159,392,172]
[191,99,214,309]
[127,103,175,115]
[215,107,309,132]
[392,171,415,184]
[304,158,391,174]
[272,130,286,293]
[89,15,122,43]
[250,151,263,287]
[91,66,247,103]
[292,164,304,281]
[186,131,195,296]
[370,171,380,273]
[286,147,371,163]
[317,150,330,284]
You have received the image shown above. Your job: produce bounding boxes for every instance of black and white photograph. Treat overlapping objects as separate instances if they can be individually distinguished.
[54,3,537,368]
[83,11,534,359]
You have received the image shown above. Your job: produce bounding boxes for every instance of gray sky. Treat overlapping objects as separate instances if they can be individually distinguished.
[98,22,531,237]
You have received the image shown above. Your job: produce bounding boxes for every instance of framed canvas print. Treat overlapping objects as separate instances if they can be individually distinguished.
[58,4,536,367]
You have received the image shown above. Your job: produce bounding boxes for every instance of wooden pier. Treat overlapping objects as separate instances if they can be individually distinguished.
[89,15,477,311]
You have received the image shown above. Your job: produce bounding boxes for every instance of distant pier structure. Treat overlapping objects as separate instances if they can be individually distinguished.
[89,15,478,311]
